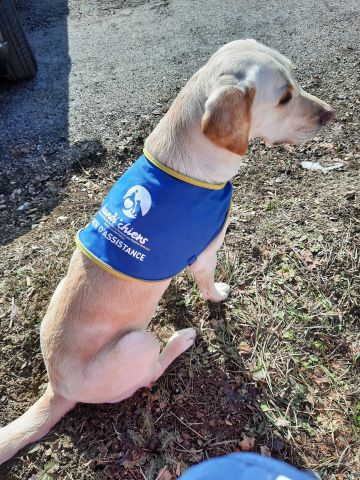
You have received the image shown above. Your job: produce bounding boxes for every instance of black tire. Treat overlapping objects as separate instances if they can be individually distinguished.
[0,0,37,80]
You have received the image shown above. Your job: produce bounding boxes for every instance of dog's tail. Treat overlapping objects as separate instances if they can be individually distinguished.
[0,384,76,465]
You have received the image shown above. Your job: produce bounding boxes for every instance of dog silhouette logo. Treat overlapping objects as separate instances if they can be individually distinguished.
[122,186,152,219]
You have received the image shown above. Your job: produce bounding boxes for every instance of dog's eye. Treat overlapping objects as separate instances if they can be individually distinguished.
[279,91,292,105]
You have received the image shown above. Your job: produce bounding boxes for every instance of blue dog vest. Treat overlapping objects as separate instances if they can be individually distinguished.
[76,150,232,282]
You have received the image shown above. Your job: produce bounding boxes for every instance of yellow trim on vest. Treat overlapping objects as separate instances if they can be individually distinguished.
[143,148,227,190]
[75,233,167,283]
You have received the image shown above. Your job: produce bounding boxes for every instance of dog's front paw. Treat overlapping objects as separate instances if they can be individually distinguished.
[206,282,230,303]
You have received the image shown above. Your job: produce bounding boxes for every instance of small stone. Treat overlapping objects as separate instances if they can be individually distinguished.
[17,202,30,211]
[345,191,356,200]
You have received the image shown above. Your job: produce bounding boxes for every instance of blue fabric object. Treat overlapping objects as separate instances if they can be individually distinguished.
[179,453,315,480]
[76,152,232,281]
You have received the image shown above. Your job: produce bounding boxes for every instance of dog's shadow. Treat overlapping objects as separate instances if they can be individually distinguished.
[51,344,302,479]
[0,138,110,247]
[0,281,306,479]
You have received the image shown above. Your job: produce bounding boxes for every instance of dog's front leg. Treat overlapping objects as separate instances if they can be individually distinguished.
[189,222,230,303]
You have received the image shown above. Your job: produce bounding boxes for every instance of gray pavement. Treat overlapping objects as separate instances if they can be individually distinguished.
[0,0,359,169]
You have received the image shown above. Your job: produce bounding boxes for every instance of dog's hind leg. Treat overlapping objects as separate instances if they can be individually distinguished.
[67,328,195,404]
[66,330,161,404]
[189,222,230,303]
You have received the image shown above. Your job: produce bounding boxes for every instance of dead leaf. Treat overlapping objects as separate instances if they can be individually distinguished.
[300,249,313,263]
[27,444,42,454]
[252,367,267,380]
[239,433,255,451]
[239,343,253,354]
[210,318,224,328]
[156,467,173,480]
[275,417,290,427]
[306,392,315,407]
[260,445,272,457]
[318,142,336,152]
[56,215,68,224]
[310,369,330,386]
[176,462,182,477]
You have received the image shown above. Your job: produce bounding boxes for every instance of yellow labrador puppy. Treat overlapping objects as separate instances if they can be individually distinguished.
[0,39,333,464]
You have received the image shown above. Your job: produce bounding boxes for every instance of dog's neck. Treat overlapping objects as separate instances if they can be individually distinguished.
[145,77,245,185]
[146,127,242,184]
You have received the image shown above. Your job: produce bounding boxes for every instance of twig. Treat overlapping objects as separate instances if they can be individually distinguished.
[139,466,148,480]
[170,412,206,440]
[210,439,239,446]
[0,308,11,321]
[9,297,17,328]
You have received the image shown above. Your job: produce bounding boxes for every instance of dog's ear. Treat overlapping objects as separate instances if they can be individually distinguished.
[201,82,255,156]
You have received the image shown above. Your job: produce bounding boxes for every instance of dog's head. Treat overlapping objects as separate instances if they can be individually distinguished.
[201,39,334,155]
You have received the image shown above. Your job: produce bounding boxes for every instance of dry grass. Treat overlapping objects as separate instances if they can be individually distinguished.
[0,83,360,479]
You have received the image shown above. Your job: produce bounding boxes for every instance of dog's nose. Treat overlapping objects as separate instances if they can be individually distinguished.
[319,108,335,126]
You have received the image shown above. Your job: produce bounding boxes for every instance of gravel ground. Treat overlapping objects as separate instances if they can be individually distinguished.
[0,1,359,479]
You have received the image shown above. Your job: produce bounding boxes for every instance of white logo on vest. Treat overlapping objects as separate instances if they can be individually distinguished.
[122,186,152,219]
